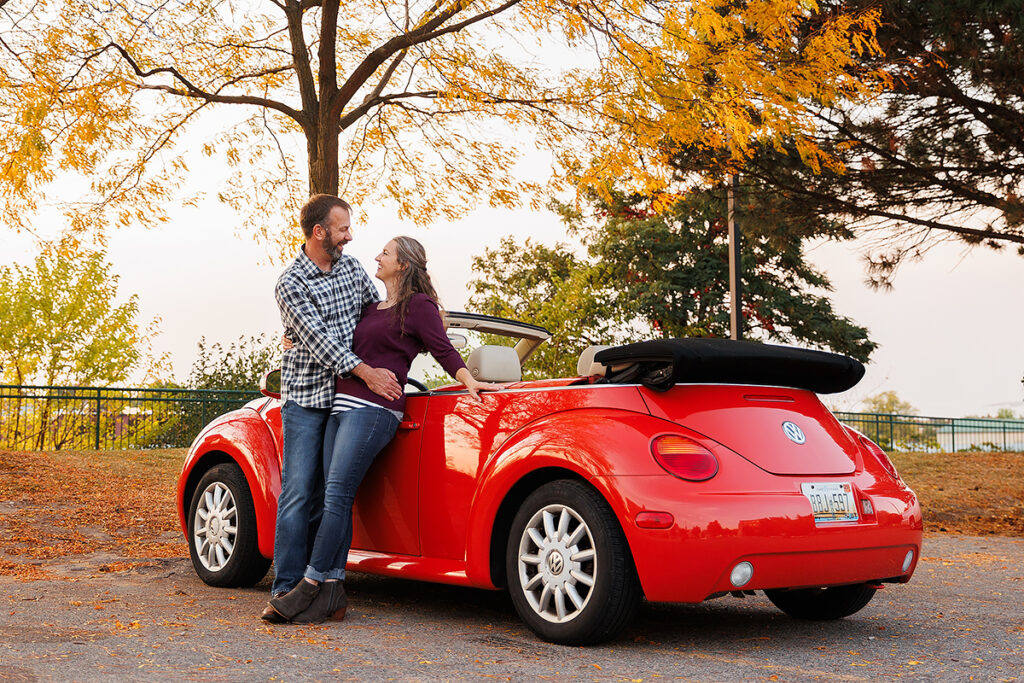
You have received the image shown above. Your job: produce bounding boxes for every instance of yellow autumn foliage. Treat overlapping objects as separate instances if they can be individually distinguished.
[0,0,885,258]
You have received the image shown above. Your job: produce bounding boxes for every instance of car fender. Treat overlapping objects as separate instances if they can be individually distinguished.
[177,411,281,560]
[463,408,677,587]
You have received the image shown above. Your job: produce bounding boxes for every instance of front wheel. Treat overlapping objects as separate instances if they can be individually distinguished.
[187,463,271,587]
[506,480,641,645]
[765,584,877,620]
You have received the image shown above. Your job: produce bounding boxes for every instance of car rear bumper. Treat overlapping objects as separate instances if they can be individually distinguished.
[596,474,923,604]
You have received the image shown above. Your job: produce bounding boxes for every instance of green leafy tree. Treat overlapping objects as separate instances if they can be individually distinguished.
[862,391,917,415]
[469,187,876,378]
[859,391,938,451]
[0,244,153,449]
[132,335,279,450]
[186,334,280,391]
[0,246,145,387]
[586,191,876,361]
[468,238,619,378]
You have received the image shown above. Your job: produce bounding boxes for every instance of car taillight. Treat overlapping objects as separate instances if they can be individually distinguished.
[859,436,900,481]
[650,435,718,481]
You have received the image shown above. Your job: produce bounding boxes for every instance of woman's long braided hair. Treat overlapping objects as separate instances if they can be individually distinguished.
[391,236,440,333]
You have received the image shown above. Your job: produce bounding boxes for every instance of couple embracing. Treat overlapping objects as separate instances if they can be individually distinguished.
[261,194,500,624]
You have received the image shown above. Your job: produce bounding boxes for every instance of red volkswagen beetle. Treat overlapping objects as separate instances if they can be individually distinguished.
[177,313,922,645]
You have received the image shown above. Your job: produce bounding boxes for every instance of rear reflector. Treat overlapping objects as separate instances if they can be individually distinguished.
[635,511,674,529]
[650,435,719,481]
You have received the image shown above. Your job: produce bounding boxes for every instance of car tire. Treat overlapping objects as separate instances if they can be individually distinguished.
[505,479,641,645]
[764,584,877,620]
[187,463,270,588]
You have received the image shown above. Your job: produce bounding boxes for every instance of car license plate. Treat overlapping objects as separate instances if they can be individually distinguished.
[800,482,859,523]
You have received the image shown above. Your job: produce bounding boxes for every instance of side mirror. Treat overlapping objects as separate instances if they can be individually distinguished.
[260,369,281,399]
[447,332,468,350]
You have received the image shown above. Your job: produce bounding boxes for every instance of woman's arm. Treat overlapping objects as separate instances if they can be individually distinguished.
[410,295,504,402]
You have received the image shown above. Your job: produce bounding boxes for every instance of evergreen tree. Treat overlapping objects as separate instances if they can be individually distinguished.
[675,0,1024,283]
[469,186,876,378]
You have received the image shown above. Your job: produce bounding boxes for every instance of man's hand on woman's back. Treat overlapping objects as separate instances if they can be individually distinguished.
[352,363,402,402]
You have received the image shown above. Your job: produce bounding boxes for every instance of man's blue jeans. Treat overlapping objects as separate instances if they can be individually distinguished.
[304,406,399,582]
[272,400,329,595]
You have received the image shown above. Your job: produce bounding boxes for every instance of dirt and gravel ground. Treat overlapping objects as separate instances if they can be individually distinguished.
[1,449,1022,681]
[1,535,1022,681]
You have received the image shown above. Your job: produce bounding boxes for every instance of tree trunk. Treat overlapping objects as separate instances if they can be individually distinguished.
[307,118,340,196]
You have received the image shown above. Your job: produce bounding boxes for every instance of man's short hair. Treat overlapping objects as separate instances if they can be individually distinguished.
[300,194,351,239]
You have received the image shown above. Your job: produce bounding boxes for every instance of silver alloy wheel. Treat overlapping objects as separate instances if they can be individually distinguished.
[517,503,597,623]
[192,481,238,572]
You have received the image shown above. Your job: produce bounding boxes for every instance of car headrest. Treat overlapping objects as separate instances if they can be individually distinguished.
[576,345,611,377]
[466,345,521,382]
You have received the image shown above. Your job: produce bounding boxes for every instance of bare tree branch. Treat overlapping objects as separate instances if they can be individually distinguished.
[98,41,303,121]
[331,0,522,118]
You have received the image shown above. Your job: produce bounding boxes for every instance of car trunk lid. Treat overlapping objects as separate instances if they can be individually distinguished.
[640,385,859,475]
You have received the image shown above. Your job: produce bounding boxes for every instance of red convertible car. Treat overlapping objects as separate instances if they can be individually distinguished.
[177,313,922,644]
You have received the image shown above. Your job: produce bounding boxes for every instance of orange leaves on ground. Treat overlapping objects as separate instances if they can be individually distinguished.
[0,448,187,579]
[891,451,1024,536]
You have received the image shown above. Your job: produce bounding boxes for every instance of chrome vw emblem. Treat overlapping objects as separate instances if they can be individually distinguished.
[547,551,564,575]
[782,421,806,444]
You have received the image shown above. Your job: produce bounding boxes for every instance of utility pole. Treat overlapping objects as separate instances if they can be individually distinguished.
[728,174,742,340]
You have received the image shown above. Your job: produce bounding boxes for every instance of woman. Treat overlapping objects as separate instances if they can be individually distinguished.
[263,236,502,624]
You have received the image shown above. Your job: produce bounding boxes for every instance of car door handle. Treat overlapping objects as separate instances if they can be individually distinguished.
[398,421,420,431]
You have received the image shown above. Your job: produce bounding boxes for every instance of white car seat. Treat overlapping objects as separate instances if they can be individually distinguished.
[466,345,522,382]
[576,345,611,377]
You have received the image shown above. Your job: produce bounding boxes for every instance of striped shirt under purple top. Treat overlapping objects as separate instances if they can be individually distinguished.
[333,292,467,418]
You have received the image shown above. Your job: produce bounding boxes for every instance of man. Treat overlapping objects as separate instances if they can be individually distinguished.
[265,194,401,620]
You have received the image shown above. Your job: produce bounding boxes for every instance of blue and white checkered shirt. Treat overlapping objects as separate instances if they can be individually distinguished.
[275,247,380,408]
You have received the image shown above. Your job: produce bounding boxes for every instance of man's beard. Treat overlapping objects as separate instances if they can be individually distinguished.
[324,235,344,262]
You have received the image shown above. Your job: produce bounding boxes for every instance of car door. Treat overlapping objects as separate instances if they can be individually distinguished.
[349,393,427,556]
[417,388,538,560]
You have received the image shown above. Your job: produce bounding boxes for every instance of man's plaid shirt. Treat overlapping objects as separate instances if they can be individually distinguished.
[275,247,380,408]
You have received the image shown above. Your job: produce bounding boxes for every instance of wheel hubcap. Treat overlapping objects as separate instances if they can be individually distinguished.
[193,481,238,572]
[517,503,597,623]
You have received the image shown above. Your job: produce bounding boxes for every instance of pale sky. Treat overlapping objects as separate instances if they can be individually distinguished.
[3,192,1021,418]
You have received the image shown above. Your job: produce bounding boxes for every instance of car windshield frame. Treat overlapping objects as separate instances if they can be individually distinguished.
[442,311,551,365]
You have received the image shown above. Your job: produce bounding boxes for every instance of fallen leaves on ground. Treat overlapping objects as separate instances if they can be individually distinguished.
[0,449,1019,581]
[0,448,188,579]
[891,452,1024,536]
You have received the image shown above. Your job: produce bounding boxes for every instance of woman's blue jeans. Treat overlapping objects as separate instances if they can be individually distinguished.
[304,406,399,582]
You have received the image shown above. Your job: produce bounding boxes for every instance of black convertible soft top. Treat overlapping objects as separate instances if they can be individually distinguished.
[593,338,864,394]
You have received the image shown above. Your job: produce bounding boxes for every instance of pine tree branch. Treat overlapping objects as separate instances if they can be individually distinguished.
[740,163,1024,246]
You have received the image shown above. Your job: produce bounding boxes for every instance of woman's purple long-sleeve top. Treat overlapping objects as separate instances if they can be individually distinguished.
[335,292,466,413]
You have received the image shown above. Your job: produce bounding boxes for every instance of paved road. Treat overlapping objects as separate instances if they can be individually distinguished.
[1,534,1021,681]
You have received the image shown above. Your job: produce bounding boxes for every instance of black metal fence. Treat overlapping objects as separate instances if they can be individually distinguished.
[835,412,1024,453]
[2,384,1022,453]
[0,385,262,451]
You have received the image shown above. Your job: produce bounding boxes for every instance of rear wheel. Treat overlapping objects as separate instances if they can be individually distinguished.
[765,584,877,620]
[187,463,270,587]
[506,480,641,645]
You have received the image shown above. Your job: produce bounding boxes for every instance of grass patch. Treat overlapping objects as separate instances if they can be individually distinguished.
[891,451,1024,536]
